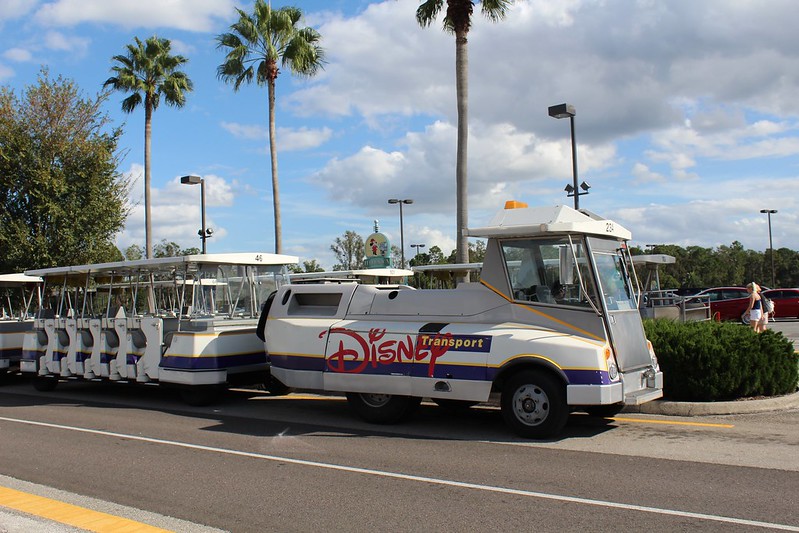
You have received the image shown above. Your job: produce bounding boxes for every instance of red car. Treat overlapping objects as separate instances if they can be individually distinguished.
[684,287,750,323]
[761,288,799,320]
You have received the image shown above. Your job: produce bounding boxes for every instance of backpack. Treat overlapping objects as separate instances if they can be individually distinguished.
[762,295,775,314]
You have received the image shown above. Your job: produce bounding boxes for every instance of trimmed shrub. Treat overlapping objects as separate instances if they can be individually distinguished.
[643,319,798,401]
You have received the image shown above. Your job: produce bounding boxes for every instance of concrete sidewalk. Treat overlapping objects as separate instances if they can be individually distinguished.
[623,390,799,416]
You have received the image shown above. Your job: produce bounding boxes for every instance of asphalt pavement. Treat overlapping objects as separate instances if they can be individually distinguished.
[2,320,798,532]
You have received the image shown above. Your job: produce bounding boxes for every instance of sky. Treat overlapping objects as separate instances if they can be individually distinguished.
[1,0,798,270]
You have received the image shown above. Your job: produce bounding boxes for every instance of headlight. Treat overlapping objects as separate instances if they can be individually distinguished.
[608,362,619,380]
[604,345,619,380]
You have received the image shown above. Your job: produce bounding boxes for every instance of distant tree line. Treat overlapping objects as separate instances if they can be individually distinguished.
[632,242,799,290]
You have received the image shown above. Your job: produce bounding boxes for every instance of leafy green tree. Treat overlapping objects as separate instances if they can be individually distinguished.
[302,259,325,272]
[391,244,402,268]
[0,69,128,272]
[416,0,511,277]
[124,244,144,260]
[217,2,324,254]
[288,259,325,273]
[153,239,199,257]
[640,242,799,290]
[469,239,487,262]
[331,231,364,270]
[427,245,446,265]
[104,36,193,259]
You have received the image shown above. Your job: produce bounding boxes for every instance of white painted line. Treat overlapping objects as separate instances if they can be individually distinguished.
[1,416,796,532]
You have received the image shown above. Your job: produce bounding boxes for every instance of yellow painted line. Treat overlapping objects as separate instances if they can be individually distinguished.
[0,486,172,533]
[249,393,346,402]
[612,416,734,428]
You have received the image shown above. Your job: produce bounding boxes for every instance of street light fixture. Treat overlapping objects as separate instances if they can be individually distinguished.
[564,181,591,201]
[388,198,413,268]
[760,209,778,287]
[410,243,426,263]
[548,103,582,209]
[181,175,213,254]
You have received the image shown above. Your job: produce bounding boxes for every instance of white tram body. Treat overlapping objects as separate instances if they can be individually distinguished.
[0,273,42,375]
[261,202,663,438]
[20,253,297,400]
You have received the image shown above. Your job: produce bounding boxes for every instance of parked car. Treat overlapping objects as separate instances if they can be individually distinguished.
[761,288,799,320]
[682,287,750,323]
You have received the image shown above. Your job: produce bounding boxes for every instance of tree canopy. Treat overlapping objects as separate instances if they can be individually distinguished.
[0,69,128,273]
[330,230,365,270]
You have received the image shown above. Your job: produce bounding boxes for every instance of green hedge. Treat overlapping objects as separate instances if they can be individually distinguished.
[643,319,798,401]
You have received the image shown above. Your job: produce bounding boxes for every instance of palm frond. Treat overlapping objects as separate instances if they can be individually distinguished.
[416,0,444,27]
[481,0,512,22]
[120,93,141,114]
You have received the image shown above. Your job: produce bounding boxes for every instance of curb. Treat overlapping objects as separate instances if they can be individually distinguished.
[622,390,799,416]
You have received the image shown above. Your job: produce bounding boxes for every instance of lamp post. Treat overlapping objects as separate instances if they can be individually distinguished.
[548,103,582,209]
[181,175,213,254]
[760,209,777,287]
[410,243,426,263]
[388,198,413,268]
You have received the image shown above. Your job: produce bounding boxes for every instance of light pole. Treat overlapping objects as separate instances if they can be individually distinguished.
[410,243,426,263]
[181,175,213,254]
[760,209,777,287]
[388,198,413,268]
[548,103,583,209]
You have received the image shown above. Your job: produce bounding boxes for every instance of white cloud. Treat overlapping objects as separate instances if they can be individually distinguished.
[0,63,14,81]
[3,47,32,62]
[277,126,332,151]
[44,31,89,54]
[33,0,236,32]
[0,0,36,23]
[220,122,266,141]
[168,38,193,57]
[220,122,332,151]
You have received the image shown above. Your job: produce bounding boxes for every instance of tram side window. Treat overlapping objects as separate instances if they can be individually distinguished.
[502,238,594,307]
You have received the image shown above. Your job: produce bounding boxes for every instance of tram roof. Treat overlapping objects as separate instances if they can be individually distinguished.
[0,273,43,286]
[466,203,632,240]
[25,252,299,279]
[289,267,414,282]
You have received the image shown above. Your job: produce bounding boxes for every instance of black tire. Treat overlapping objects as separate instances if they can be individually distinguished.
[32,376,59,392]
[501,370,568,439]
[741,312,750,325]
[583,404,624,418]
[432,398,479,410]
[346,392,421,424]
[180,385,222,406]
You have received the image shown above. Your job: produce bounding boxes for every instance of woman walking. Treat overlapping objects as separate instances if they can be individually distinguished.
[745,282,766,333]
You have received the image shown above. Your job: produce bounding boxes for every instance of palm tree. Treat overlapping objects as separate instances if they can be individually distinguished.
[216,1,324,254]
[104,36,193,259]
[416,0,511,276]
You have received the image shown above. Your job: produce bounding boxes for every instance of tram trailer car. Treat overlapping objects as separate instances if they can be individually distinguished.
[260,202,663,438]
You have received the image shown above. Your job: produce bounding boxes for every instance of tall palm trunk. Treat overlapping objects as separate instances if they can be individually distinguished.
[455,28,469,280]
[144,99,153,259]
[267,80,282,254]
